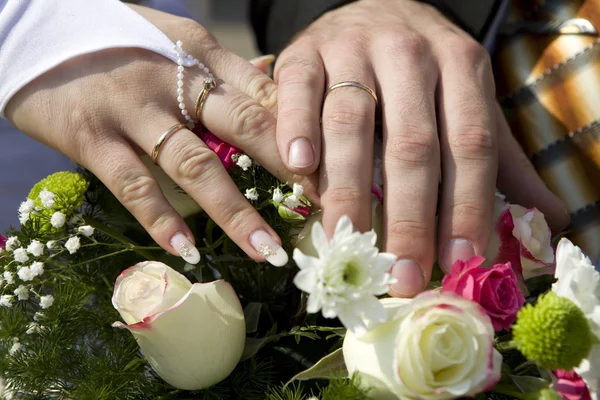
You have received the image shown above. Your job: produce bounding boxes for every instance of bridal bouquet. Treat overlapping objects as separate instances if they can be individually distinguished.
[0,130,598,400]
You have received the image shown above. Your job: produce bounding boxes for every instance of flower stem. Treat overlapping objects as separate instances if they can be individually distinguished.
[83,216,154,260]
[71,248,131,267]
[495,340,518,351]
[491,384,527,399]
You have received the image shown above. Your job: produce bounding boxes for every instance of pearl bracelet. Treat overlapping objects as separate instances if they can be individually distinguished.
[173,40,214,129]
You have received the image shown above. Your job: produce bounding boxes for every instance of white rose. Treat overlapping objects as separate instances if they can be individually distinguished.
[343,292,502,400]
[112,261,245,390]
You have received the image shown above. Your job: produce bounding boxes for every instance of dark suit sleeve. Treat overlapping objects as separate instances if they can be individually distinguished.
[250,0,505,55]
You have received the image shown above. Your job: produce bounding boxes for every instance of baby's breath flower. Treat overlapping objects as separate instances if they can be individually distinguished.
[272,188,283,203]
[17,267,34,282]
[5,237,19,252]
[77,225,95,237]
[18,199,34,215]
[40,295,54,309]
[293,183,304,197]
[0,295,14,308]
[9,339,21,356]
[245,188,259,201]
[46,240,56,249]
[13,248,29,264]
[3,272,14,285]
[18,212,30,225]
[236,154,252,170]
[29,262,44,277]
[65,236,80,254]
[26,322,40,335]
[33,312,44,321]
[13,285,29,301]
[26,240,44,257]
[39,188,55,209]
[284,195,300,209]
[50,212,66,228]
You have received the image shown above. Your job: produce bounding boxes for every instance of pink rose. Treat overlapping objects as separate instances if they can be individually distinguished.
[553,370,591,400]
[442,256,525,331]
[194,126,241,169]
[0,234,6,249]
[484,195,555,282]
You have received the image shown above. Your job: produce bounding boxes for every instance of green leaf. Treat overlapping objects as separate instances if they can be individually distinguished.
[286,348,347,386]
[244,302,262,334]
[510,375,551,393]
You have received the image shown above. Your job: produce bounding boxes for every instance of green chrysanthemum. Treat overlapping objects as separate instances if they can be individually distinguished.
[513,291,592,371]
[535,389,563,400]
[27,172,89,234]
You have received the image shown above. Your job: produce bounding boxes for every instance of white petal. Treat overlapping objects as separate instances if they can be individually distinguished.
[338,309,369,337]
[311,221,329,258]
[333,215,354,239]
[294,268,318,294]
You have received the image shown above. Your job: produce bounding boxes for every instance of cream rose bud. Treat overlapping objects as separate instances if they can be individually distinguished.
[112,261,245,390]
[343,292,502,400]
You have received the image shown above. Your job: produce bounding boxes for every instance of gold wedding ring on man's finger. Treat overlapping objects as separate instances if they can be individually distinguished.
[324,81,378,105]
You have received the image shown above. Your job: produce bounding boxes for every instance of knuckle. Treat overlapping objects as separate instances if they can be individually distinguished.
[251,76,278,112]
[386,218,430,241]
[445,200,488,223]
[378,32,430,63]
[386,130,438,166]
[118,172,159,210]
[324,186,369,206]
[219,203,257,234]
[176,146,222,182]
[323,103,371,133]
[448,126,495,160]
[275,55,321,84]
[230,97,275,139]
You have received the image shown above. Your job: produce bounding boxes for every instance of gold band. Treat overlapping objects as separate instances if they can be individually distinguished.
[324,81,378,105]
[151,123,187,165]
[194,77,218,122]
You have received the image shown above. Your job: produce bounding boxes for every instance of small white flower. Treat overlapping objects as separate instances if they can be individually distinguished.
[0,295,14,307]
[13,285,29,301]
[46,240,57,249]
[272,188,284,203]
[9,340,21,356]
[50,212,66,228]
[17,266,34,282]
[39,295,54,309]
[293,215,397,336]
[26,322,40,335]
[18,199,34,214]
[29,262,44,277]
[65,236,80,254]
[26,240,44,257]
[284,195,300,209]
[5,237,19,252]
[245,188,259,201]
[77,225,95,237]
[33,312,44,321]
[12,248,29,263]
[18,212,30,225]
[236,154,252,171]
[39,188,55,209]
[3,272,14,285]
[292,183,304,197]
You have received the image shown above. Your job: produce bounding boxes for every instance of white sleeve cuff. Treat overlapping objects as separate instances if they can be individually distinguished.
[0,0,195,116]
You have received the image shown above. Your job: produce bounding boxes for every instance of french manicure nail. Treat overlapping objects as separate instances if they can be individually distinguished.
[288,138,314,168]
[250,230,289,267]
[170,232,201,265]
[256,54,276,66]
[389,259,424,297]
[440,238,475,273]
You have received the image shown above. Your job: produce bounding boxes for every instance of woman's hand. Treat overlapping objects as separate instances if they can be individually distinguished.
[5,5,315,266]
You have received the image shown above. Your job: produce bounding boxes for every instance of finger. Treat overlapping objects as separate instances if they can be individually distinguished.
[435,38,498,273]
[78,133,200,264]
[132,118,289,267]
[249,55,276,74]
[371,34,439,297]
[495,103,569,231]
[272,42,324,174]
[319,47,376,235]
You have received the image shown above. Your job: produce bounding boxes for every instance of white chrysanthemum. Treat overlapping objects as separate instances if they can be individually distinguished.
[5,237,19,252]
[26,240,44,257]
[245,188,259,201]
[13,285,29,301]
[3,272,14,285]
[272,188,284,203]
[284,195,300,209]
[13,248,29,264]
[0,295,14,308]
[77,225,95,237]
[40,295,54,309]
[46,240,57,249]
[26,322,40,335]
[18,212,30,225]
[552,238,600,396]
[293,215,397,336]
[50,212,66,228]
[17,267,34,282]
[236,154,252,171]
[30,262,44,277]
[39,188,55,209]
[293,183,304,197]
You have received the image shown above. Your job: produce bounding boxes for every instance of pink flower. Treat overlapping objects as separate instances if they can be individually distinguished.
[371,184,383,204]
[194,126,241,169]
[484,195,555,283]
[0,234,6,249]
[442,256,525,331]
[553,370,591,400]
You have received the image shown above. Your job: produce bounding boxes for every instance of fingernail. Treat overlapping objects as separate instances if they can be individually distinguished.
[288,138,314,168]
[389,259,424,297]
[170,232,201,264]
[440,238,475,273]
[256,54,276,66]
[250,230,288,267]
